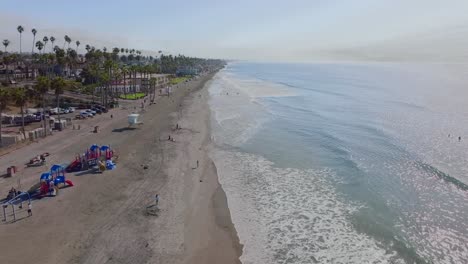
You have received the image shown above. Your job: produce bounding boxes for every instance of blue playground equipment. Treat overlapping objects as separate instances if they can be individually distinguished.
[40,172,52,182]
[50,164,66,186]
[90,144,100,152]
[39,165,74,196]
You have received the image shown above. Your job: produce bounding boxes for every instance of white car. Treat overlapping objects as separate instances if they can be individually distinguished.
[49,108,59,115]
[85,109,97,115]
[80,111,91,117]
[67,107,75,113]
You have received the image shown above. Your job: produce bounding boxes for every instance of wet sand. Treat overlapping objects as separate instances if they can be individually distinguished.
[0,72,242,264]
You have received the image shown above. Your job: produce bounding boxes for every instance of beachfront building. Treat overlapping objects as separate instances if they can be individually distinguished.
[176,66,199,76]
[94,74,169,95]
[0,65,39,84]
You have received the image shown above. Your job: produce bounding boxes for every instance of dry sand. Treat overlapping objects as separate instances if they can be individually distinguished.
[0,72,242,264]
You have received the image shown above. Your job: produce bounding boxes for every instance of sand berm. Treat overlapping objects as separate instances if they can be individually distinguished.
[0,72,243,264]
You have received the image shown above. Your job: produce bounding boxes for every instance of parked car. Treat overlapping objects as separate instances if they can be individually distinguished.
[91,107,102,114]
[80,111,91,118]
[49,108,59,115]
[67,107,75,113]
[94,105,108,113]
[85,109,96,115]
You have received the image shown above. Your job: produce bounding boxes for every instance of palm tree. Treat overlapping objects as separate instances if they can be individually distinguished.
[63,35,71,49]
[0,87,10,147]
[43,36,49,53]
[149,77,156,102]
[34,76,50,136]
[66,48,78,77]
[51,77,67,126]
[85,44,91,53]
[2,39,10,52]
[17,25,24,54]
[12,87,29,138]
[75,40,80,53]
[121,66,129,98]
[35,41,44,54]
[50,36,56,52]
[31,28,37,53]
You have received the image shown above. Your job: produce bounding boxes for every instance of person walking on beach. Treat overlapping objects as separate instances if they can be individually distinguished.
[459,136,462,141]
[155,194,159,206]
[196,160,199,168]
[27,203,32,217]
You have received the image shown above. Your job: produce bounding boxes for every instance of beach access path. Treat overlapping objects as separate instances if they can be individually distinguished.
[0,72,242,264]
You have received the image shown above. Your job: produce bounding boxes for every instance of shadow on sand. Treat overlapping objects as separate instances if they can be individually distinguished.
[112,127,137,133]
[74,168,100,176]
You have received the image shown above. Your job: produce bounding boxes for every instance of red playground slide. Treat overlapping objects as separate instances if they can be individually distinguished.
[66,160,81,172]
[65,180,74,187]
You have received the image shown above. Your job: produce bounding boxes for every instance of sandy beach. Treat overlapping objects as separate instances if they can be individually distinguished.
[0,72,242,264]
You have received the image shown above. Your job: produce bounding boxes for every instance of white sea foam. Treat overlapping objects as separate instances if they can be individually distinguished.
[209,149,397,264]
[208,71,275,146]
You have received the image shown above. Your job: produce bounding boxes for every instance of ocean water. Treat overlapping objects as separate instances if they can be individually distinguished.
[208,62,468,264]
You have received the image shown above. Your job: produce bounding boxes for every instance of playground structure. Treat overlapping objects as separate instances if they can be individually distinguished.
[2,191,32,222]
[66,144,117,173]
[39,164,74,197]
[2,144,117,223]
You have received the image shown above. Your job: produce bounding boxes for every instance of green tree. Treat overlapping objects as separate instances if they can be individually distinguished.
[121,66,129,98]
[34,76,50,136]
[64,35,71,49]
[51,77,67,126]
[12,87,30,137]
[149,77,156,102]
[50,36,56,52]
[2,39,10,52]
[66,48,78,77]
[17,25,24,54]
[35,41,44,54]
[31,28,37,53]
[43,36,49,53]
[0,87,11,147]
[75,40,80,53]
[2,54,14,82]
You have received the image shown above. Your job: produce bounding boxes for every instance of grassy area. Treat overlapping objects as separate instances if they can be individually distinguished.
[119,93,146,100]
[169,76,190,85]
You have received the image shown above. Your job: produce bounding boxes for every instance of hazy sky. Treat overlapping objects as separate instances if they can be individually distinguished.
[2,0,468,62]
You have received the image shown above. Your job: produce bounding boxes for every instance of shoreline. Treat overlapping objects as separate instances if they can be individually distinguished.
[0,71,242,264]
[171,78,243,263]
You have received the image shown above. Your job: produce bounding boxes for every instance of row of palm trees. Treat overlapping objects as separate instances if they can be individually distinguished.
[2,26,80,55]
